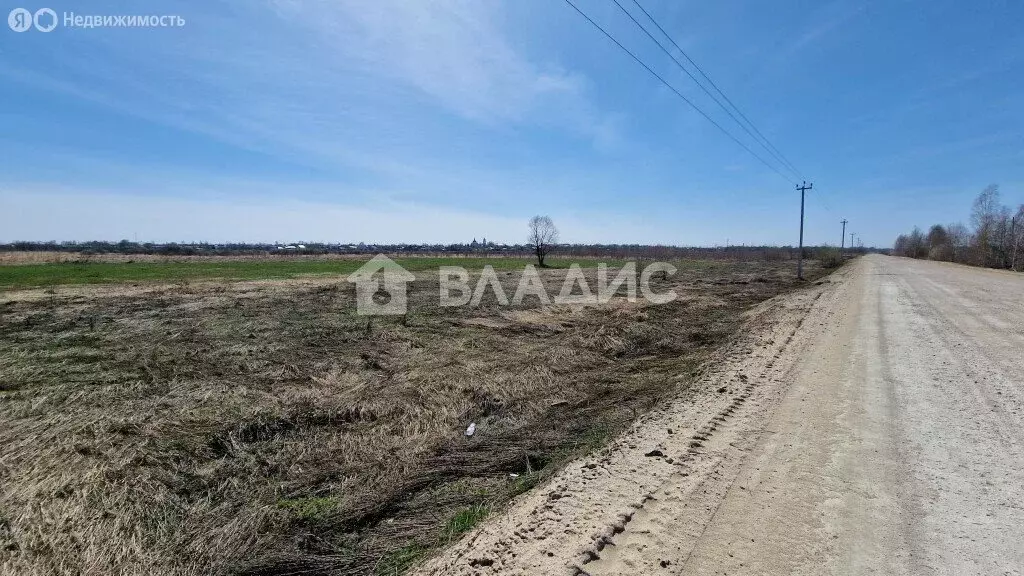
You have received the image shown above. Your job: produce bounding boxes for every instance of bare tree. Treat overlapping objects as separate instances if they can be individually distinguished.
[926,224,952,261]
[892,189,1022,271]
[1012,205,1024,271]
[905,226,928,259]
[893,234,909,256]
[971,184,1007,266]
[947,222,970,263]
[528,215,559,267]
[971,184,1001,231]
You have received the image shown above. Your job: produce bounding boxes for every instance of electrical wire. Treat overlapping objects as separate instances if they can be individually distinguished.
[611,0,802,181]
[561,0,797,185]
[629,0,805,179]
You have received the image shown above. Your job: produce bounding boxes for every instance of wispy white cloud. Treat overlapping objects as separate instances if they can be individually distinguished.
[899,133,1020,161]
[1,0,617,173]
[782,0,865,56]
[271,0,581,123]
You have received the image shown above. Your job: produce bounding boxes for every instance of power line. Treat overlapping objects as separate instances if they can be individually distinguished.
[813,188,837,215]
[611,0,801,181]
[561,0,797,185]
[629,0,804,180]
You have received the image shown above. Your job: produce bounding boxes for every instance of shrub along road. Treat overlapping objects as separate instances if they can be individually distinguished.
[418,254,1024,575]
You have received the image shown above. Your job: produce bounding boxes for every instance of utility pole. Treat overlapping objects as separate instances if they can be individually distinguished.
[796,181,813,279]
[1011,215,1018,271]
[840,219,848,250]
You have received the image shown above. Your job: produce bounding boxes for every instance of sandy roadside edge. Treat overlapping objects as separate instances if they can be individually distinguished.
[412,261,857,576]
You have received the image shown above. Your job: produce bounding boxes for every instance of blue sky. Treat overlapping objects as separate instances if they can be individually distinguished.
[1,0,1022,247]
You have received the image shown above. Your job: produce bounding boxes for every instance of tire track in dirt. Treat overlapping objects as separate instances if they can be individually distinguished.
[414,269,851,576]
[580,287,832,575]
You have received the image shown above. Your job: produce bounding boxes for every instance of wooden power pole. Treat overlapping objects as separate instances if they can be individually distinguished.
[1011,215,1018,271]
[796,181,813,279]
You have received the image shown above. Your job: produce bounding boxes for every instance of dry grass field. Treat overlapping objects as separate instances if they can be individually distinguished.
[0,258,826,575]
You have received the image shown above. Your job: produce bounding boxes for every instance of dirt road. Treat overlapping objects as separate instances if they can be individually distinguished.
[415,255,1024,576]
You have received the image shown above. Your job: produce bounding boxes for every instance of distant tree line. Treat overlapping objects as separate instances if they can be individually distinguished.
[0,240,872,262]
[892,185,1024,271]
[0,240,521,256]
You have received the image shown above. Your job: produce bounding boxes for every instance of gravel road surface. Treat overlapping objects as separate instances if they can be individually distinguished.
[416,255,1024,576]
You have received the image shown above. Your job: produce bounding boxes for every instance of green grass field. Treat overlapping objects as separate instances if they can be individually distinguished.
[0,257,627,290]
